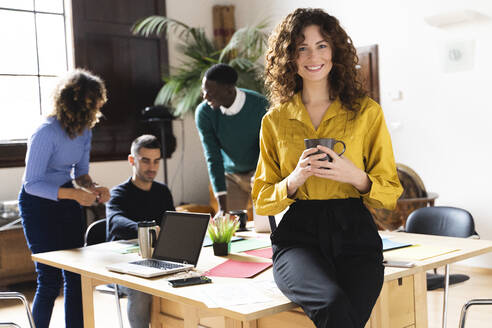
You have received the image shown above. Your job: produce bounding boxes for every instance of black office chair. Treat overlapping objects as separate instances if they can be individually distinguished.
[0,291,35,327]
[84,218,108,247]
[405,206,478,328]
[84,219,124,328]
[459,299,492,327]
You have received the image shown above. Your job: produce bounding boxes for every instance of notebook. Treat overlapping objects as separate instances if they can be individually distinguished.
[106,211,210,278]
[382,238,412,252]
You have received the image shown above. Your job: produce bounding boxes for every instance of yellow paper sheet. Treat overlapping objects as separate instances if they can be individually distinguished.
[383,244,460,261]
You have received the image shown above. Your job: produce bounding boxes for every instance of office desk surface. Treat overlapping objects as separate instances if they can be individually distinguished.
[32,236,293,322]
[380,231,492,280]
[32,232,492,326]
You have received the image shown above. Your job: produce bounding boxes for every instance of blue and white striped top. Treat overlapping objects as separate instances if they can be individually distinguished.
[22,116,92,201]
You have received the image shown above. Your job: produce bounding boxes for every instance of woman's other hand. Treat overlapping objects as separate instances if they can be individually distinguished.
[287,148,326,197]
[93,186,110,203]
[58,187,100,206]
[71,189,98,206]
[312,145,371,193]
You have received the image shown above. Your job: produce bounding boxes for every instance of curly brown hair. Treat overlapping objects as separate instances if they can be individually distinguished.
[49,69,107,138]
[265,8,365,111]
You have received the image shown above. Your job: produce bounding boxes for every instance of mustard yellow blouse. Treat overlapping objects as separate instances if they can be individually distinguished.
[252,93,403,216]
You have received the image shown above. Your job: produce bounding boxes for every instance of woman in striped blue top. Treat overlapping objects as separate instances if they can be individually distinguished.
[18,69,110,328]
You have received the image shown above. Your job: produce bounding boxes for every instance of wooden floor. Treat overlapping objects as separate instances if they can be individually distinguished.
[426,265,492,328]
[1,265,491,327]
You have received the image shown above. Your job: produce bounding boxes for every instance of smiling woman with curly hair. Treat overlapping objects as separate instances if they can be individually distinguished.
[265,8,365,110]
[253,8,402,328]
[19,69,111,328]
[51,68,107,138]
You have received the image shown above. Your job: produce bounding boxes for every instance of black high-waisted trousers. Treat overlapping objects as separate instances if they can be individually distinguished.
[271,198,384,328]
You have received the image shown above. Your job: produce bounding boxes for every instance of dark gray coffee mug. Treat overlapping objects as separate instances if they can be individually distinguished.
[304,138,346,162]
[228,209,248,231]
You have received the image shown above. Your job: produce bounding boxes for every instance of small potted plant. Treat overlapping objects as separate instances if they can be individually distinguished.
[207,213,239,256]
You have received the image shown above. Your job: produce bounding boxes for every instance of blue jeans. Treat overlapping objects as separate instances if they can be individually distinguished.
[19,185,85,328]
[118,286,152,328]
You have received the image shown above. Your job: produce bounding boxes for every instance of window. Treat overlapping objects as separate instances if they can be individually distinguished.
[0,0,70,142]
[0,0,168,167]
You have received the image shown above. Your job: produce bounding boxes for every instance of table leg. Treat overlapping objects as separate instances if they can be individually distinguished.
[81,276,95,328]
[442,264,450,328]
[414,271,428,328]
[183,305,200,328]
[150,295,160,327]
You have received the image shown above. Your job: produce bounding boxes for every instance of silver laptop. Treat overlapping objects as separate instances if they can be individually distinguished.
[106,211,210,278]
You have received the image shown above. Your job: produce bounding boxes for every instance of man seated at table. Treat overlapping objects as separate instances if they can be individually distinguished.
[106,134,174,328]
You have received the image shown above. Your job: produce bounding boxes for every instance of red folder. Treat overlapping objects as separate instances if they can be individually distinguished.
[244,247,273,259]
[205,259,272,278]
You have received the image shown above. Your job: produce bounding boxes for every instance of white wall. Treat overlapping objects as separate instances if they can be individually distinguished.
[1,0,491,267]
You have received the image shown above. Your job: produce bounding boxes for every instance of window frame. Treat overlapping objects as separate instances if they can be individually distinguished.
[0,2,70,167]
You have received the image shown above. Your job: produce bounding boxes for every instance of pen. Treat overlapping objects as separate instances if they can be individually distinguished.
[77,185,101,201]
[383,260,415,268]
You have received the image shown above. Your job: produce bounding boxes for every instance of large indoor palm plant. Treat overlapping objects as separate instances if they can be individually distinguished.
[132,16,268,117]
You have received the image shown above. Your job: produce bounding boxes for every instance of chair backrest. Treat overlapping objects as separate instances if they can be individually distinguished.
[84,218,107,246]
[405,206,476,238]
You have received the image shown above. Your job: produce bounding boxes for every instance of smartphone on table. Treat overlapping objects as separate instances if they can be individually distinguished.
[168,276,212,288]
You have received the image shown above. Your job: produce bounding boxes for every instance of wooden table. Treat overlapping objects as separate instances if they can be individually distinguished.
[32,232,492,328]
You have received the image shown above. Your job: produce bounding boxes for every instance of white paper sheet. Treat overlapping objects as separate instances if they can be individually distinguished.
[199,281,276,308]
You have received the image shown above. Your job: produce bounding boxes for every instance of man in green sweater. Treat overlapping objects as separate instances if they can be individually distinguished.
[195,64,268,216]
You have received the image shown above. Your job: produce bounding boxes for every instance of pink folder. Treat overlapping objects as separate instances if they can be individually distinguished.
[244,247,273,259]
[205,259,272,278]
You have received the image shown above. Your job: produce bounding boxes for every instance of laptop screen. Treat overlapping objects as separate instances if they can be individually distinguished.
[152,211,210,265]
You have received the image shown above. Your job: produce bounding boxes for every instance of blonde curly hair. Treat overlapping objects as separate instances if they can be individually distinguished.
[49,69,107,138]
[264,8,365,111]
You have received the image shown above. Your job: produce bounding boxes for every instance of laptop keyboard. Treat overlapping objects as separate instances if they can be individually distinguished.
[130,259,183,270]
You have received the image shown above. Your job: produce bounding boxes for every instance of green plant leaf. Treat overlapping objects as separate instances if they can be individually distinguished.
[219,20,269,62]
[134,15,269,117]
[207,215,239,243]
[132,16,192,41]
